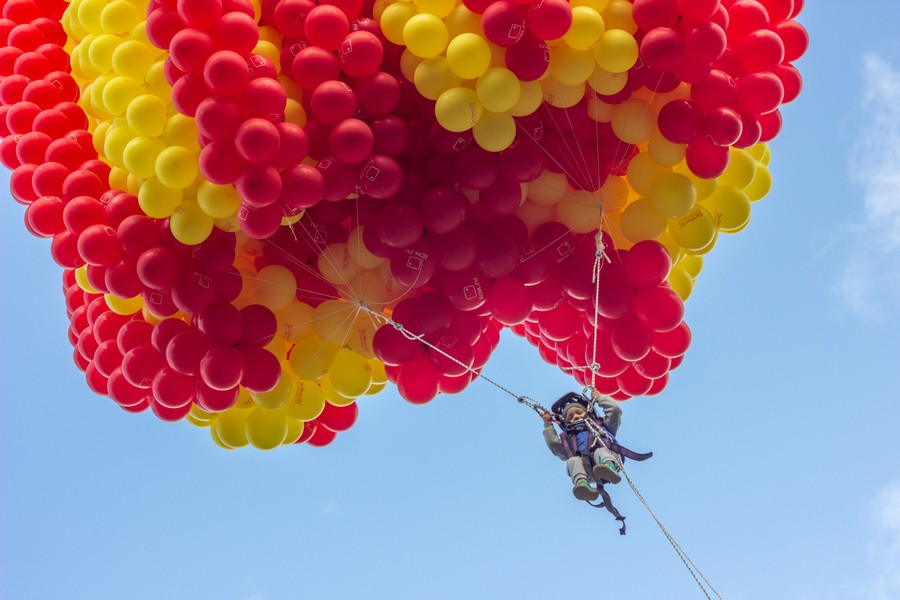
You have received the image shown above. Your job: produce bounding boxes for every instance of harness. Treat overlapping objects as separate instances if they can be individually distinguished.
[559,417,654,463]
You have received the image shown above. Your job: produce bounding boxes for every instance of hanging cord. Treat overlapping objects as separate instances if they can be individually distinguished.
[583,398,722,600]
[589,218,610,392]
[356,303,551,416]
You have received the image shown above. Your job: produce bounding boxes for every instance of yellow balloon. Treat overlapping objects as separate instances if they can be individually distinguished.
[105,293,144,315]
[251,367,296,408]
[109,166,129,192]
[611,98,655,144]
[276,301,316,343]
[197,180,242,219]
[345,317,378,359]
[123,135,165,179]
[313,299,358,346]
[101,0,141,34]
[435,86,482,132]
[75,266,98,294]
[78,0,107,31]
[648,129,686,166]
[403,13,449,58]
[599,175,629,211]
[588,66,628,95]
[563,6,605,50]
[626,153,669,197]
[551,46,595,86]
[320,376,351,406]
[476,68,521,113]
[572,0,609,10]
[528,171,569,206]
[288,336,339,381]
[445,4,482,38]
[593,28,638,73]
[747,142,770,163]
[347,227,387,269]
[414,57,463,101]
[102,75,142,115]
[510,80,544,117]
[745,163,772,202]
[675,163,717,200]
[163,114,200,150]
[103,121,136,168]
[620,198,668,243]
[317,243,359,287]
[283,418,305,445]
[254,265,298,311]
[126,94,168,137]
[651,172,697,218]
[414,0,456,18]
[283,379,327,421]
[170,198,215,245]
[557,190,603,233]
[87,33,120,73]
[380,1,418,45]
[718,148,756,190]
[446,33,491,80]
[283,98,307,127]
[329,348,373,398]
[143,61,171,100]
[473,110,516,152]
[138,177,183,219]
[210,425,236,449]
[586,95,614,122]
[155,146,198,190]
[667,265,694,301]
[602,0,637,33]
[186,409,213,428]
[702,185,751,234]
[667,206,718,253]
[541,79,585,108]
[245,407,288,450]
[678,254,703,278]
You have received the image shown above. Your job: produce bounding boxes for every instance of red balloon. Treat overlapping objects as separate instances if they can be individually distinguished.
[200,344,245,390]
[319,401,358,432]
[504,34,549,81]
[305,4,349,51]
[488,276,532,326]
[239,346,281,393]
[611,316,651,361]
[329,118,374,163]
[774,19,807,62]
[616,365,653,396]
[634,350,671,379]
[375,202,423,248]
[239,304,277,347]
[481,1,526,47]
[632,0,679,30]
[703,106,743,146]
[623,240,672,288]
[658,99,703,143]
[735,71,784,115]
[355,71,400,117]
[640,27,683,72]
[306,423,337,447]
[177,0,223,30]
[292,46,341,89]
[25,194,64,236]
[685,136,730,179]
[358,154,403,199]
[137,246,181,289]
[108,368,150,407]
[527,0,571,41]
[421,187,469,234]
[117,319,153,354]
[338,31,383,77]
[726,0,771,44]
[169,29,214,75]
[631,286,684,332]
[537,301,580,342]
[195,381,239,412]
[650,320,691,357]
[152,366,197,409]
[396,354,441,404]
[595,263,634,319]
[122,344,166,388]
[675,0,719,22]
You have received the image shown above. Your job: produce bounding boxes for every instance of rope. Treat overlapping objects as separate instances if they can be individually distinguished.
[581,406,722,600]
[355,303,551,416]
[589,224,609,392]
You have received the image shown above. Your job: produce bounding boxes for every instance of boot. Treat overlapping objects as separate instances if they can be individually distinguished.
[572,478,600,501]
[592,460,621,484]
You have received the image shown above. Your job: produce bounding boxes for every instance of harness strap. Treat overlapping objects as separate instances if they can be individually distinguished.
[588,485,627,535]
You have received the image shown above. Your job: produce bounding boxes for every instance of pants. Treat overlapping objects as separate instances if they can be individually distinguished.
[566,446,618,484]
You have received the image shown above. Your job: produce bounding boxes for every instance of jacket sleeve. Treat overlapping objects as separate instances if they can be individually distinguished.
[593,393,622,436]
[543,423,568,460]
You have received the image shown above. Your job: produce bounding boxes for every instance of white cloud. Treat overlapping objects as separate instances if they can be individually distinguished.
[867,485,900,600]
[840,53,900,316]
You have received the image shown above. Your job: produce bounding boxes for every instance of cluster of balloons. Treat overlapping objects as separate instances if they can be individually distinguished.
[1,0,806,449]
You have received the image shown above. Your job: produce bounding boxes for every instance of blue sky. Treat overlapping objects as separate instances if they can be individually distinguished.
[4,2,900,599]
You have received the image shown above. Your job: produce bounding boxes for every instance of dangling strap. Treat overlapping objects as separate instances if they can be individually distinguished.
[588,485,627,535]
[593,423,654,462]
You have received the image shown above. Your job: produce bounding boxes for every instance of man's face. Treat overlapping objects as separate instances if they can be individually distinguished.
[564,407,586,423]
